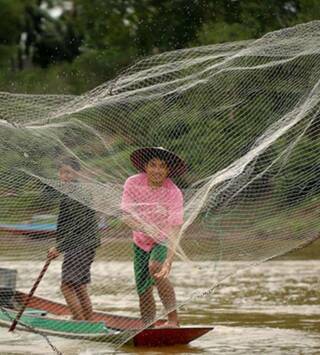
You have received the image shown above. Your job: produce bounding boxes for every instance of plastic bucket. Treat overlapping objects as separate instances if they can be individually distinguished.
[0,268,17,307]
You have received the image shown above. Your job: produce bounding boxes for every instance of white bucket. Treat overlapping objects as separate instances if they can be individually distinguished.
[0,268,17,307]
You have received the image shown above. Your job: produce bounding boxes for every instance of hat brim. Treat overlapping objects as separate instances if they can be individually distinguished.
[130,147,187,177]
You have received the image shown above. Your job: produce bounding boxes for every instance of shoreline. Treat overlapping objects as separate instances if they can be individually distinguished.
[0,232,319,261]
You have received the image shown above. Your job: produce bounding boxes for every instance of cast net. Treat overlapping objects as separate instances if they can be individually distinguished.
[0,21,320,351]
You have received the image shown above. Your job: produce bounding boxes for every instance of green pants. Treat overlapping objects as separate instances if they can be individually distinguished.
[133,243,167,295]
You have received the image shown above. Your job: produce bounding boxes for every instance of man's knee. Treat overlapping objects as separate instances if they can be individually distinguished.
[61,282,75,294]
[77,284,88,296]
[60,282,68,293]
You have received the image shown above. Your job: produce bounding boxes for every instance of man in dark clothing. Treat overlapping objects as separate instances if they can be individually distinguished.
[48,157,100,321]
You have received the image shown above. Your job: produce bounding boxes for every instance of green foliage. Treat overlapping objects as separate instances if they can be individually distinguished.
[0,0,320,211]
[0,0,29,45]
[295,0,320,22]
[0,64,75,94]
[273,134,320,205]
[0,0,319,93]
[196,21,254,45]
[70,47,136,91]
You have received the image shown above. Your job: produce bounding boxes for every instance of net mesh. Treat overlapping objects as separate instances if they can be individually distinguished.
[0,21,320,350]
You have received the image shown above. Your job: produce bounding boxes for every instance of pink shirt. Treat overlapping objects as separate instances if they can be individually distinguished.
[121,173,183,252]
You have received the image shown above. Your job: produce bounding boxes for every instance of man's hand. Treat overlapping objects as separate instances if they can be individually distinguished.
[47,247,60,260]
[122,214,158,235]
[154,259,172,279]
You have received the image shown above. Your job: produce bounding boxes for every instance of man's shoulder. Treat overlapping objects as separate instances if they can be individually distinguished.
[165,178,183,195]
[124,173,146,185]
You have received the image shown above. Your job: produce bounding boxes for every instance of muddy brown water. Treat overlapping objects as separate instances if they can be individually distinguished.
[0,257,319,354]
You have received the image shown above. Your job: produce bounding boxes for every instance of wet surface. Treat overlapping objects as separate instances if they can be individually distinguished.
[0,260,319,354]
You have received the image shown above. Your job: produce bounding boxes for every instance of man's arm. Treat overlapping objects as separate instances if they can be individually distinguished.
[122,212,158,235]
[48,196,67,259]
[155,186,184,279]
[47,246,60,260]
[122,213,142,231]
[154,225,181,279]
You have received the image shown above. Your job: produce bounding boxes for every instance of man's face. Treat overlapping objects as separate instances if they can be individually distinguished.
[59,164,78,182]
[145,158,169,187]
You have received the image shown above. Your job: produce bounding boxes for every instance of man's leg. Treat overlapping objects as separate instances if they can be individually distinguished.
[133,244,155,325]
[61,282,84,320]
[139,287,156,325]
[76,284,93,321]
[74,248,96,321]
[149,261,179,326]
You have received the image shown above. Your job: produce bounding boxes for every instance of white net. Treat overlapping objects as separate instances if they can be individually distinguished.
[0,20,320,350]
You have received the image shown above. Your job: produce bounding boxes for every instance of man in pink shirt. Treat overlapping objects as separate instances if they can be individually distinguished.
[121,147,187,328]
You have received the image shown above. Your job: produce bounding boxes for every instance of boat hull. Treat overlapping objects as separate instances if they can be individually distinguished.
[0,291,213,347]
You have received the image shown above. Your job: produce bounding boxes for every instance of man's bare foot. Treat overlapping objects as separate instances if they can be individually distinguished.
[155,320,180,328]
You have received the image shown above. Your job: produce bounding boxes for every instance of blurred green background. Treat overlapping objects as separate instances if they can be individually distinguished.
[0,1,319,258]
[0,0,319,95]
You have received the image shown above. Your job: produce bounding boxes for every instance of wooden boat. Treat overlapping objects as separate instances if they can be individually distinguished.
[0,291,213,347]
[0,222,107,238]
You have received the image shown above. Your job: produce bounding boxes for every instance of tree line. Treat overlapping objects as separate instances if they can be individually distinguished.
[0,0,319,94]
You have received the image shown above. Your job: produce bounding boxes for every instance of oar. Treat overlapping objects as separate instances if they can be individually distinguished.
[9,258,51,332]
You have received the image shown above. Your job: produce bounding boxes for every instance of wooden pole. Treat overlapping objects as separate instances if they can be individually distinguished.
[9,259,51,332]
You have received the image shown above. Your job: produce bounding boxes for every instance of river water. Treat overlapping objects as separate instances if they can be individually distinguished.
[0,259,319,354]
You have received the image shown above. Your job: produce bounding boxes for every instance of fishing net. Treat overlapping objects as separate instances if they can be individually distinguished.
[0,20,320,351]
